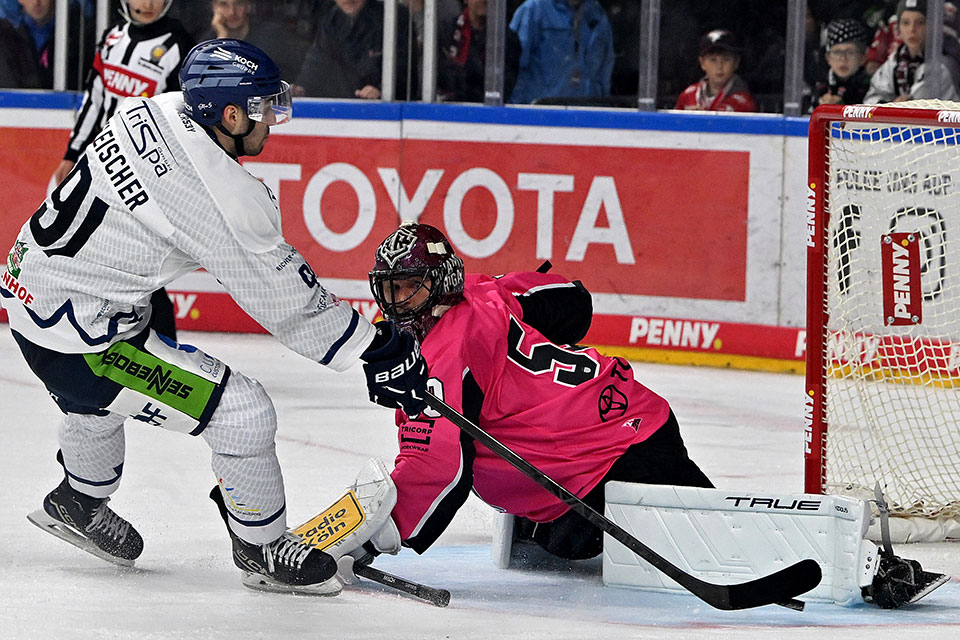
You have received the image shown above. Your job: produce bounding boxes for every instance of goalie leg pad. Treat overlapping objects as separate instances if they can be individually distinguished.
[603,482,879,605]
[294,458,400,559]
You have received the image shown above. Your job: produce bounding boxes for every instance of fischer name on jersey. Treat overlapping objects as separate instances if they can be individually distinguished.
[1,92,374,370]
[389,271,672,553]
[64,17,194,162]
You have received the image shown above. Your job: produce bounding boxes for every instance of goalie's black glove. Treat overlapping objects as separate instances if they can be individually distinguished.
[361,321,428,416]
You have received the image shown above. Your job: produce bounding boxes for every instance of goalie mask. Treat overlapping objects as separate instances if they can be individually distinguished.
[369,223,465,341]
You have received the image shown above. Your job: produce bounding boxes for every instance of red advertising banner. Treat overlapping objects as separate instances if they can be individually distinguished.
[256,135,750,301]
[0,119,772,364]
[0,128,65,251]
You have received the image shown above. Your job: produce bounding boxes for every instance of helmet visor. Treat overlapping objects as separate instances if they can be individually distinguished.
[247,81,292,125]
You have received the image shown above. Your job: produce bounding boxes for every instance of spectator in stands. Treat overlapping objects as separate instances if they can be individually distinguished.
[201,0,307,79]
[865,0,907,74]
[0,0,94,89]
[674,29,757,112]
[0,12,40,87]
[405,0,462,46]
[865,0,960,103]
[811,18,873,109]
[867,0,960,85]
[438,0,520,102]
[205,0,252,39]
[508,0,615,105]
[2,0,93,26]
[166,0,214,40]
[0,0,21,24]
[244,0,328,50]
[294,0,413,100]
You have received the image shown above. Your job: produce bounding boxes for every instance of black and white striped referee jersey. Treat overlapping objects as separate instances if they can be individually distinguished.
[63,16,194,162]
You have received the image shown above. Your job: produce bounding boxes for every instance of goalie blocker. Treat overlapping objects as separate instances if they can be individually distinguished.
[599,483,947,608]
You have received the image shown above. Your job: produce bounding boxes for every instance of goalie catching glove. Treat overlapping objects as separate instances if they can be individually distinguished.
[361,321,428,416]
[293,458,402,584]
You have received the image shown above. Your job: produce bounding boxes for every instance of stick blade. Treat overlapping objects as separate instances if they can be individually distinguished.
[721,558,822,610]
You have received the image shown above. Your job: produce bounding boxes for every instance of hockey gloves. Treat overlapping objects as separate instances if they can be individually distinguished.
[361,321,428,417]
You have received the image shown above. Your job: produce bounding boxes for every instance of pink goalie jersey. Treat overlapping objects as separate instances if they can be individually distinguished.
[389,271,671,553]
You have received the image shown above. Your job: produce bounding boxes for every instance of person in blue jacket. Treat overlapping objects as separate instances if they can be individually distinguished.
[509,0,614,104]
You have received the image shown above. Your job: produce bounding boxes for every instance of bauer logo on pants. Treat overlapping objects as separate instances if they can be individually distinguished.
[881,233,922,326]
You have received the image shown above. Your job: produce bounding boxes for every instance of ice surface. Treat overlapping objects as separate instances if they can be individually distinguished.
[1,331,957,639]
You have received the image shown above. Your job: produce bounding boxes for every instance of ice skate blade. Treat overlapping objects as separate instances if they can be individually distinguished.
[910,572,950,605]
[241,571,342,596]
[26,509,135,568]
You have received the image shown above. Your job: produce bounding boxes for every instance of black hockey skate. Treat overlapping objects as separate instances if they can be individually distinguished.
[209,487,340,596]
[863,553,949,609]
[27,479,143,567]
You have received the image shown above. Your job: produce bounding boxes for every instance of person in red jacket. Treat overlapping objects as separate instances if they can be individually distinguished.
[674,29,757,112]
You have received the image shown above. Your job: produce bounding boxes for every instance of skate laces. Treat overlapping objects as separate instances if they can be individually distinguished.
[266,533,313,572]
[86,499,130,542]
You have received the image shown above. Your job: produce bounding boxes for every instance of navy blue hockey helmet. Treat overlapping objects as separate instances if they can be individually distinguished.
[369,223,465,340]
[179,39,292,128]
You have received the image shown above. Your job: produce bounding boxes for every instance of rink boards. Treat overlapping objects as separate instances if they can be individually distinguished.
[0,92,812,371]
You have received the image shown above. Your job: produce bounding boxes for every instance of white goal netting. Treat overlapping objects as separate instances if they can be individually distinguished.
[816,100,960,532]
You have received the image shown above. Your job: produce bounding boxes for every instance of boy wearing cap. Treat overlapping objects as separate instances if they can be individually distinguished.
[865,0,960,103]
[811,18,873,109]
[674,29,757,112]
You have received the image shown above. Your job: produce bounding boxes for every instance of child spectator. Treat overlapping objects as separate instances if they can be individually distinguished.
[868,0,960,86]
[811,18,873,109]
[508,0,615,104]
[865,0,960,103]
[674,29,757,112]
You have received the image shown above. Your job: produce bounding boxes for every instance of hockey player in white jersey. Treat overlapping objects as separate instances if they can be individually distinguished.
[52,0,194,341]
[0,39,428,595]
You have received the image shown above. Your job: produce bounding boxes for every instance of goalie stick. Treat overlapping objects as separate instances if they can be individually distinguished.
[353,562,451,607]
[424,391,822,611]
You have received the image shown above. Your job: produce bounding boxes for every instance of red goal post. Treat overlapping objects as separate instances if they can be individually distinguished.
[806,101,960,542]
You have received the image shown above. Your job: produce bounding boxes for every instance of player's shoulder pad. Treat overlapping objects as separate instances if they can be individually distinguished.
[156,93,283,253]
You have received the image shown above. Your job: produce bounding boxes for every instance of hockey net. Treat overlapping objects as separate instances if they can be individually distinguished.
[806,100,960,542]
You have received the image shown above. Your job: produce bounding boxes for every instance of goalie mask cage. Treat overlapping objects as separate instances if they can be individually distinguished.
[806,101,960,541]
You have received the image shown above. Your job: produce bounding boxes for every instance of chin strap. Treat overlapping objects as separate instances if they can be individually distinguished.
[216,119,257,158]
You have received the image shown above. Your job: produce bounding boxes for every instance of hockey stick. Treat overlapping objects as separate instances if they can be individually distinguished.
[423,391,821,611]
[353,562,451,607]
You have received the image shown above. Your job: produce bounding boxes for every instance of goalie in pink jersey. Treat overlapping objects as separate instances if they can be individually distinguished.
[337,222,712,571]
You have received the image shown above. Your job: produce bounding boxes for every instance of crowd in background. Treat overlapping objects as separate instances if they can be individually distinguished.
[2,0,960,113]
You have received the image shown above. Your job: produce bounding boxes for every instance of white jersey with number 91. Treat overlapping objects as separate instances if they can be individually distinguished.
[1,92,373,370]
